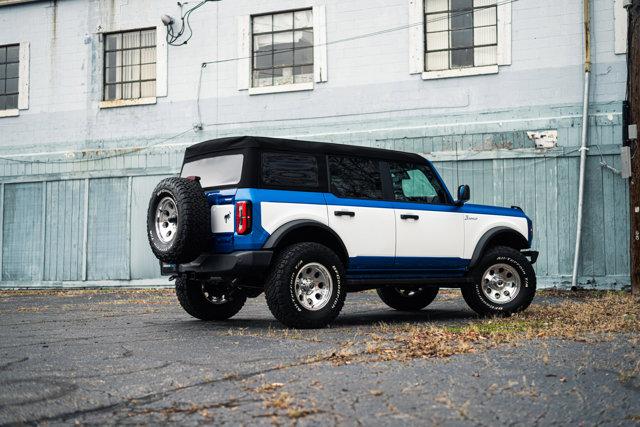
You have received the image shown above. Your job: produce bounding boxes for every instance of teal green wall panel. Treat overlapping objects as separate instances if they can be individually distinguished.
[44,180,85,281]
[86,178,130,281]
[2,183,44,281]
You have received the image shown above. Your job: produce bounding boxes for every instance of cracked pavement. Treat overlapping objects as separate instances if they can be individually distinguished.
[0,289,639,426]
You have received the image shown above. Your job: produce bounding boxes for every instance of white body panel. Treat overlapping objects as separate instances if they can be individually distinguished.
[261,202,329,234]
[327,205,395,258]
[462,213,529,259]
[211,205,234,233]
[395,209,464,258]
[258,201,527,263]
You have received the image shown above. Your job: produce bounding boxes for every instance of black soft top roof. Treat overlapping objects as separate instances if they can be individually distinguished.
[183,136,426,164]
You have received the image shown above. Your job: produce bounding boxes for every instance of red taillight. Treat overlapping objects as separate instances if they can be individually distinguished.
[235,201,252,235]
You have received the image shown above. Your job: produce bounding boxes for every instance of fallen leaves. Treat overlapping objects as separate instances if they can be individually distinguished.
[365,291,640,362]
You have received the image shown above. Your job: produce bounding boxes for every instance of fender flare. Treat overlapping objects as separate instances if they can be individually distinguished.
[262,220,349,259]
[468,226,529,269]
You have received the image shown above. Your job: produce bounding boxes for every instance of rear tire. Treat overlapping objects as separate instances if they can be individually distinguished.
[265,243,346,329]
[377,286,439,311]
[147,177,210,264]
[461,246,536,317]
[175,276,246,321]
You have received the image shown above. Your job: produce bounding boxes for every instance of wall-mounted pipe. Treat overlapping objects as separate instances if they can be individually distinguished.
[571,0,592,289]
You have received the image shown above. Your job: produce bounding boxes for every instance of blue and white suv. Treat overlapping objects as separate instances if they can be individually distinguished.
[147,136,538,329]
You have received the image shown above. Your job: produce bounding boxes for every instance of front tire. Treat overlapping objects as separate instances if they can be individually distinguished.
[377,286,439,311]
[265,243,346,329]
[461,246,536,316]
[175,276,247,321]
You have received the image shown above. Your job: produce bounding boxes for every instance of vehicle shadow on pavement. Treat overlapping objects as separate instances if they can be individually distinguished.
[165,307,477,332]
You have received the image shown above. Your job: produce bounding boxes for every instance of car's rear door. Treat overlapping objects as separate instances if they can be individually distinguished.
[388,161,466,274]
[325,155,395,270]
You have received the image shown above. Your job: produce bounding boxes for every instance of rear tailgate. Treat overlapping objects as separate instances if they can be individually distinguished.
[206,189,237,253]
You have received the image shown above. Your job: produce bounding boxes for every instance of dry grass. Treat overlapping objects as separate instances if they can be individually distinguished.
[366,291,640,361]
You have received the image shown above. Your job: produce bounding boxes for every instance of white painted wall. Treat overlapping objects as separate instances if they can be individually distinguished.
[0,0,627,154]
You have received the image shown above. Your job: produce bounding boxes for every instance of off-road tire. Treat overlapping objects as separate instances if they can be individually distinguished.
[265,243,346,329]
[462,246,536,317]
[147,177,210,263]
[376,286,439,311]
[175,276,246,321]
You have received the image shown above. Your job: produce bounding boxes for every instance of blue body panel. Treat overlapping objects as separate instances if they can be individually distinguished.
[204,187,530,276]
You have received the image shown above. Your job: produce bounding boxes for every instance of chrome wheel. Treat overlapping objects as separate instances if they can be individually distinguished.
[481,263,521,304]
[155,196,178,244]
[294,262,333,311]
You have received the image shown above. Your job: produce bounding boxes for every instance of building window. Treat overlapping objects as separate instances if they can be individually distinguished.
[103,29,156,101]
[251,9,313,88]
[0,44,19,110]
[424,0,497,71]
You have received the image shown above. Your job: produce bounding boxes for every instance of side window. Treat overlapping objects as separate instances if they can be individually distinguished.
[389,162,448,204]
[328,156,383,200]
[261,152,319,188]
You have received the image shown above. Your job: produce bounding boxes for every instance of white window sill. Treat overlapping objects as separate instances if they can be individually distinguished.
[99,97,157,109]
[0,109,19,118]
[248,82,313,96]
[422,65,499,80]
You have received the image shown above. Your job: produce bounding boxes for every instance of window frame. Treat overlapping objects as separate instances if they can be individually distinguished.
[408,0,511,80]
[0,44,20,112]
[385,161,452,206]
[327,155,386,201]
[100,27,158,108]
[250,8,315,90]
[424,1,498,72]
[237,5,328,94]
[0,42,28,118]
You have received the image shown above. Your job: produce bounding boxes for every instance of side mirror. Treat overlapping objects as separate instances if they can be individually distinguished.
[456,185,470,206]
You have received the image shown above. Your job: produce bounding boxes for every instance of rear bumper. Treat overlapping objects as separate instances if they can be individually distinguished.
[160,251,273,276]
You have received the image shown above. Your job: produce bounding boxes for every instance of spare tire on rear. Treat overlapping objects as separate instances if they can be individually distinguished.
[147,177,211,263]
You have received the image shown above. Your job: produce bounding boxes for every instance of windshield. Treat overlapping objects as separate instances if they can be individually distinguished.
[181,154,244,188]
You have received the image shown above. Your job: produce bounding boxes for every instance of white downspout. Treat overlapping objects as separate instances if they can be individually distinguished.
[572,0,592,289]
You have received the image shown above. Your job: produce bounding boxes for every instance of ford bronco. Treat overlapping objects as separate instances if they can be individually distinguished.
[147,136,538,329]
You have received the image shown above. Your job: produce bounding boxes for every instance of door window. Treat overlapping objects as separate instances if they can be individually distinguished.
[328,156,383,200]
[389,162,448,204]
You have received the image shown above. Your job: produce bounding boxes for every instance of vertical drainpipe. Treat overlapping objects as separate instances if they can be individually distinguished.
[571,0,592,289]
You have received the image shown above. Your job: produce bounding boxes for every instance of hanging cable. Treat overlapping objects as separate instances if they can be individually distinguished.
[165,0,220,46]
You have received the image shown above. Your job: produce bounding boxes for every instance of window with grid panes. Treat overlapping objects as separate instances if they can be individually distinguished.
[104,29,156,101]
[252,9,313,87]
[0,45,19,110]
[425,0,497,71]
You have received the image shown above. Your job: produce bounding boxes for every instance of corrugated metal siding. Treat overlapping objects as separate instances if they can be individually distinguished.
[2,183,44,281]
[130,175,171,279]
[44,180,85,281]
[0,107,630,288]
[86,178,130,281]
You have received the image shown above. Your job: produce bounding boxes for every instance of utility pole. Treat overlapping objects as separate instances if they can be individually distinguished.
[628,0,640,296]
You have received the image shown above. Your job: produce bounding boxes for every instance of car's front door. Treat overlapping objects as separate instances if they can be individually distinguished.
[389,161,466,273]
[325,155,395,270]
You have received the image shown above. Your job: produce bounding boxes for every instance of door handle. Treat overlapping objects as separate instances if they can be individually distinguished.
[334,210,355,217]
[400,214,419,220]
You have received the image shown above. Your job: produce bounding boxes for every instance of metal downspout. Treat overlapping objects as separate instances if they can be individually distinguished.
[572,0,592,289]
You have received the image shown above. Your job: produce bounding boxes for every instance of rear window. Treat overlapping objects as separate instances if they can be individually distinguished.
[328,155,383,200]
[181,154,244,188]
[261,152,319,189]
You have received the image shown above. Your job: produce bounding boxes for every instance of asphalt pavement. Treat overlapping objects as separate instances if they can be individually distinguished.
[0,289,638,426]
